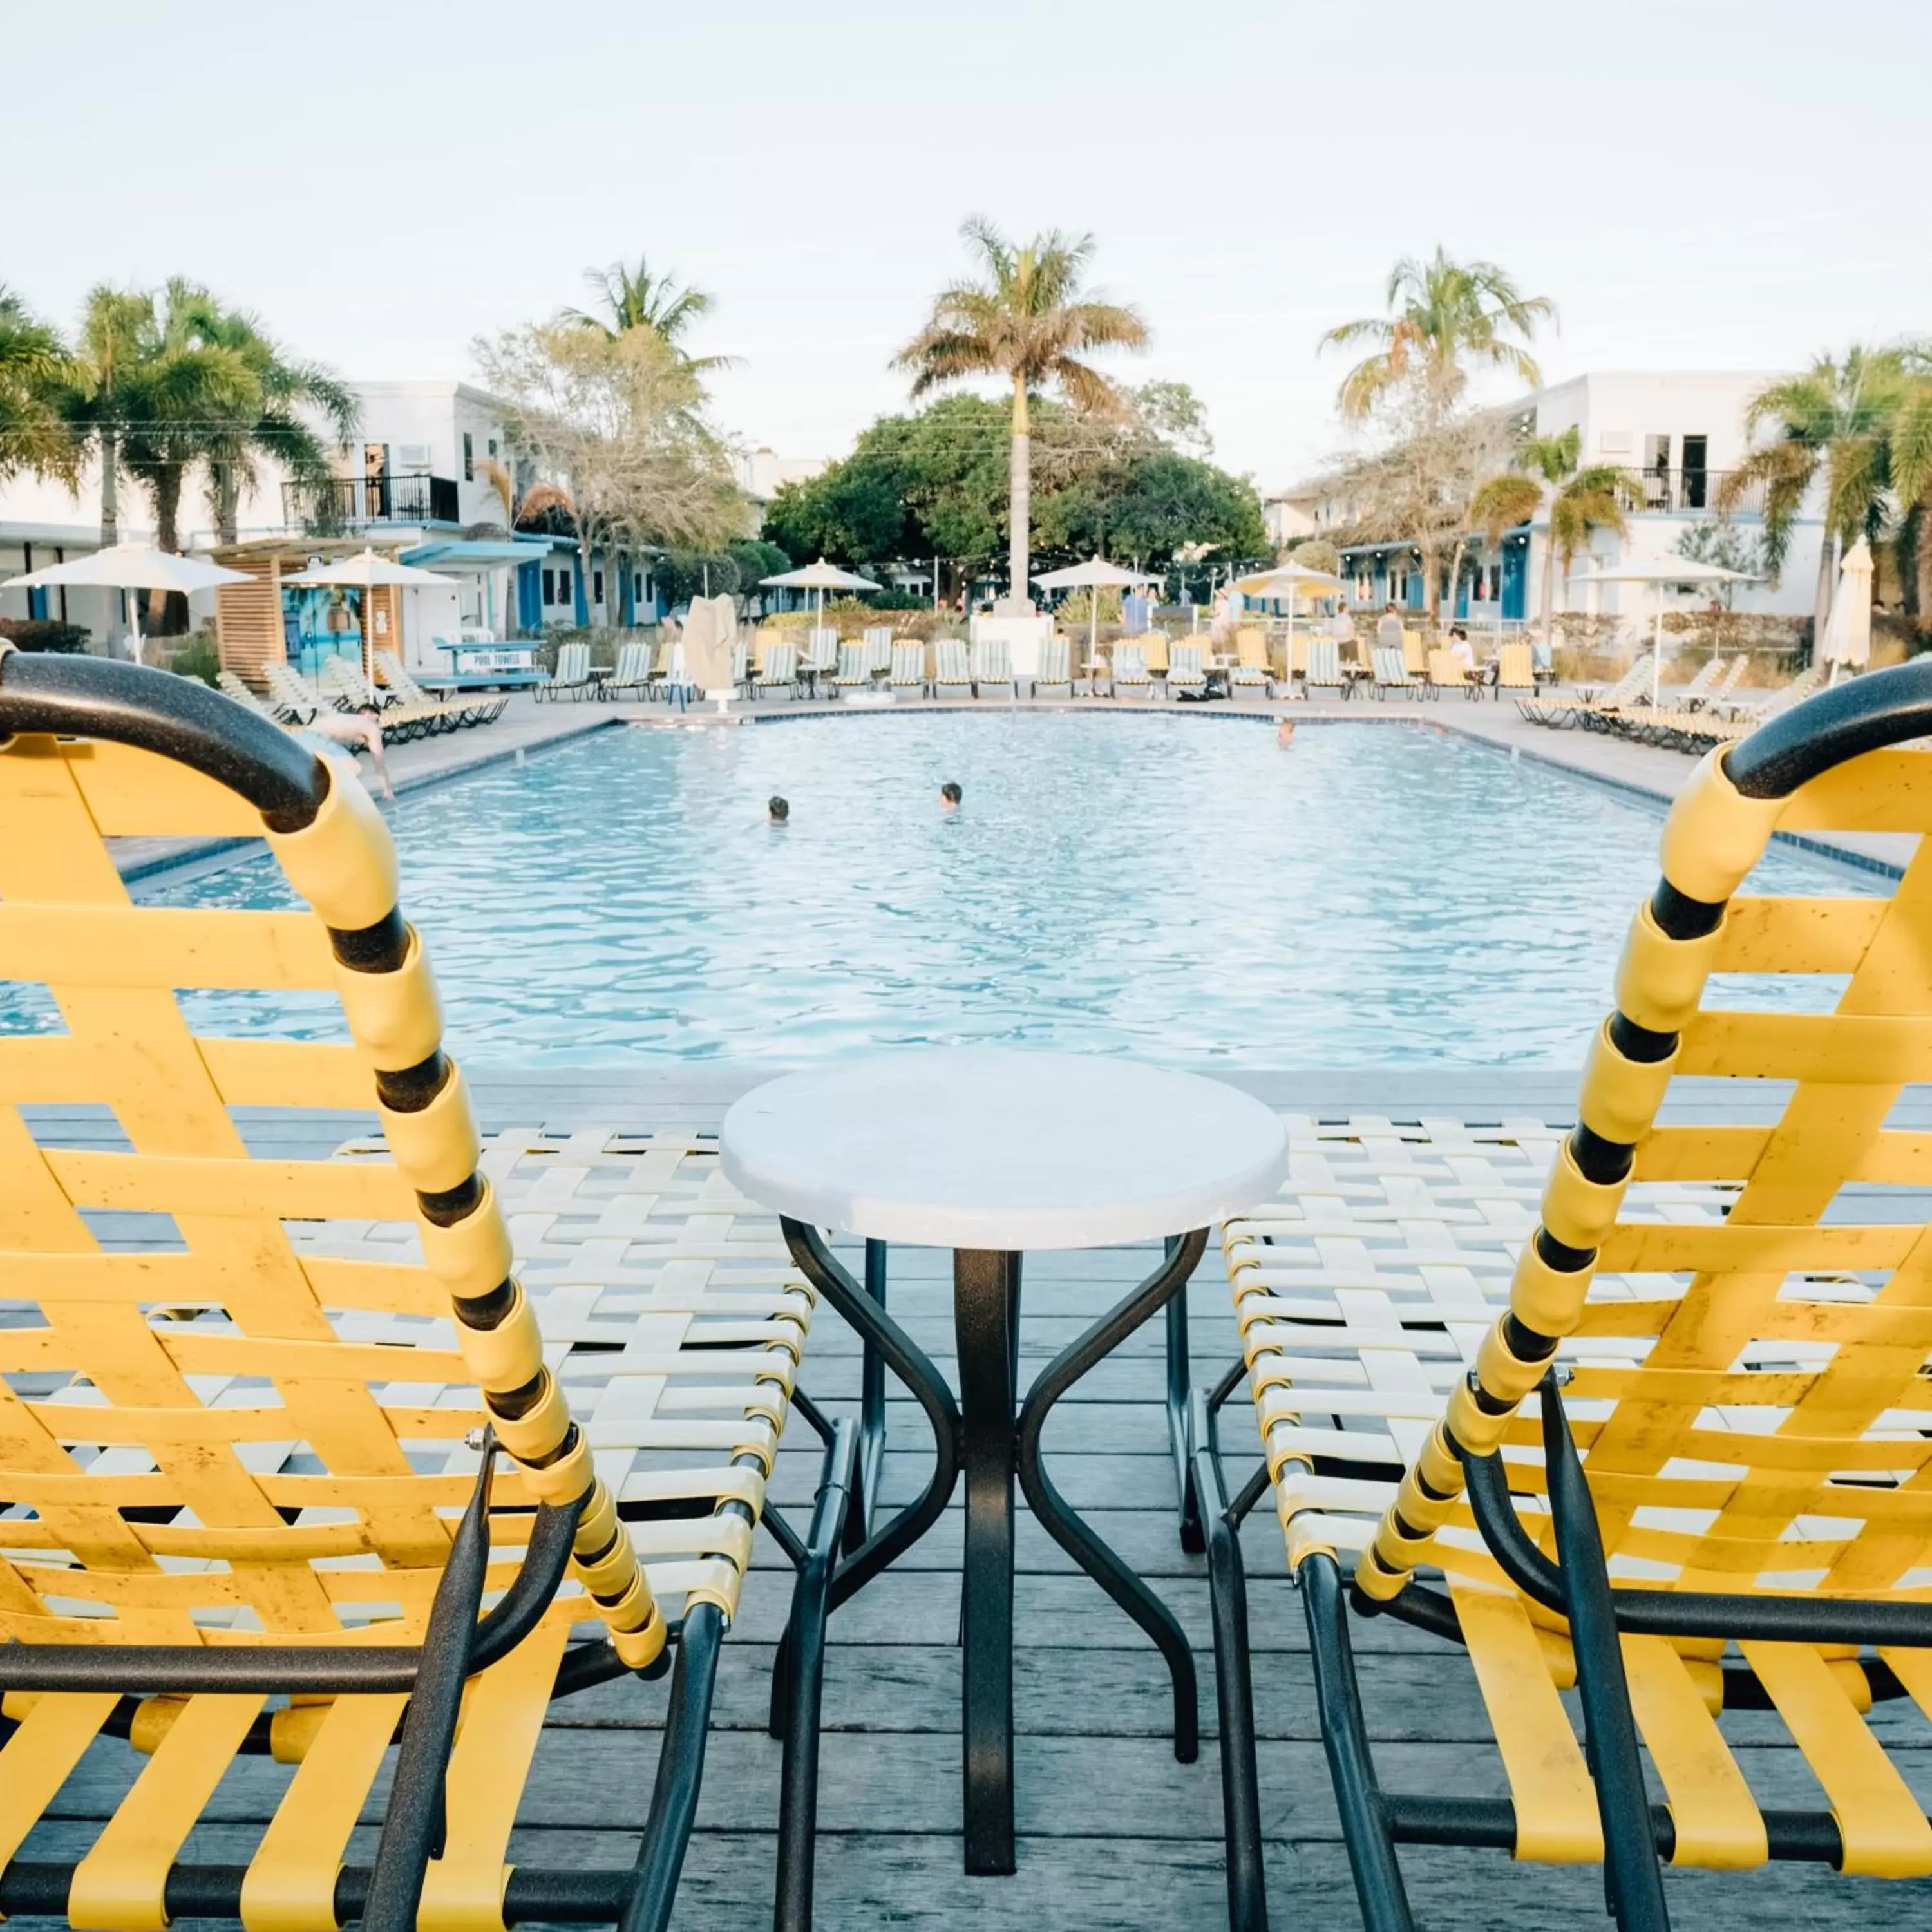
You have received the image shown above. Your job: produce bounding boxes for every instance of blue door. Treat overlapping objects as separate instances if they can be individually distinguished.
[1501,542,1528,621]
[516,562,541,632]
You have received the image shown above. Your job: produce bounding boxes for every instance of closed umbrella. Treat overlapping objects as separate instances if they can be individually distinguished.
[1818,538,1874,684]
[1585,558,1759,706]
[1,542,251,664]
[1033,557,1162,667]
[683,593,738,710]
[759,558,882,632]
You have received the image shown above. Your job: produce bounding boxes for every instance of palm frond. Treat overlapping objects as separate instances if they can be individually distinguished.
[1469,473,1541,545]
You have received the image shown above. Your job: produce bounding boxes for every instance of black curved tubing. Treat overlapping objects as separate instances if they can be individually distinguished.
[779,1217,964,1611]
[0,649,328,829]
[466,1493,585,1671]
[1014,1229,1205,1762]
[1727,654,1932,799]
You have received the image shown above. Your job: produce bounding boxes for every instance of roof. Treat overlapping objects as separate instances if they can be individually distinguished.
[401,538,553,570]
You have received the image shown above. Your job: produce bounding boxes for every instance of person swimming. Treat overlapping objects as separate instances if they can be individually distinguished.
[768,794,790,825]
[940,782,962,810]
[1276,718,1296,748]
[298,704,395,802]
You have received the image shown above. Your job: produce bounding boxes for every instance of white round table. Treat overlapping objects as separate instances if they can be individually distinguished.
[720,1049,1288,1876]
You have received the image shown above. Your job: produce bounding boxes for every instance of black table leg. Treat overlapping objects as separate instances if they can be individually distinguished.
[848,1237,890,1555]
[1164,1234,1204,1553]
[779,1220,961,1609]
[1016,1229,1207,1763]
[954,1247,1020,1875]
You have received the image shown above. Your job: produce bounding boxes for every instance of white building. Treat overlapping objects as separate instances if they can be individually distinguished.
[733,446,831,534]
[0,379,655,652]
[1266,372,1827,627]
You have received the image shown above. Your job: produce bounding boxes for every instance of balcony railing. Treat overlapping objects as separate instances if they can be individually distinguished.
[285,472,461,532]
[1621,468,1765,515]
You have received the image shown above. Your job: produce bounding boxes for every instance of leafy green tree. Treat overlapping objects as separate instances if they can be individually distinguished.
[729,540,794,606]
[894,217,1146,605]
[566,256,735,374]
[0,287,73,486]
[1057,448,1265,565]
[1721,347,1909,630]
[656,550,740,607]
[1321,247,1555,423]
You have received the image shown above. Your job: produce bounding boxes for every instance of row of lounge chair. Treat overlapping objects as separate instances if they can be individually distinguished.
[219,652,507,743]
[1519,655,1829,753]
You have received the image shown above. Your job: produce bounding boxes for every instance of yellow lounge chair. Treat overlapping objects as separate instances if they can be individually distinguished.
[1426,647,1477,699]
[1198,659,1932,1930]
[0,649,855,1932]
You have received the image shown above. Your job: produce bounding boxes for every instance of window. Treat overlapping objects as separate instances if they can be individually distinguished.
[593,569,604,606]
[487,437,498,459]
[634,572,644,600]
[462,431,474,481]
[1681,434,1709,509]
[558,567,573,607]
[542,568,556,605]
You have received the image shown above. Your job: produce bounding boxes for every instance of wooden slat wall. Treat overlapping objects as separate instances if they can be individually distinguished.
[365,585,399,683]
[214,559,282,689]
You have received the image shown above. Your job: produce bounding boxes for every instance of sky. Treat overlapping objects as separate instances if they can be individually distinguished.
[8,0,1929,491]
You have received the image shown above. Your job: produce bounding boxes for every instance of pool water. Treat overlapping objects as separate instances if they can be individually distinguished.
[14,714,1882,1065]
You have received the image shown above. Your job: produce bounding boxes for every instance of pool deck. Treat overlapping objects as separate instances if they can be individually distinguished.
[112,682,1912,887]
[24,1070,1932,1931]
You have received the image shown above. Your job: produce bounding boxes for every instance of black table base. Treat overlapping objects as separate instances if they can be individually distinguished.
[781,1218,1207,1876]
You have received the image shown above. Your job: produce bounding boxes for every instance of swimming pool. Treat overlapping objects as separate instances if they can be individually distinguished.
[12,714,1881,1065]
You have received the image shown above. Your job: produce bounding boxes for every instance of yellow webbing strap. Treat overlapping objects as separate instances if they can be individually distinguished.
[1622,1635,1766,1869]
[1743,1641,1932,1878]
[1449,1578,1602,1862]
[68,1694,265,1931]
[419,1605,575,1932]
[240,1694,408,1932]
[0,1692,118,1875]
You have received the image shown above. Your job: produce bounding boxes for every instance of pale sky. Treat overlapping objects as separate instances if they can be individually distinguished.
[9,0,1927,491]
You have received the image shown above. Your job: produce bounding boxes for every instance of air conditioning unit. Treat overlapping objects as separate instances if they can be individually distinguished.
[397,443,433,470]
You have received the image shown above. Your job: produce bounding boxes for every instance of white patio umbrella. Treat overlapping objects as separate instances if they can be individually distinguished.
[759,558,882,630]
[1586,558,1760,706]
[1,542,251,664]
[1817,536,1875,685]
[1033,557,1162,664]
[280,548,458,589]
[1235,562,1345,662]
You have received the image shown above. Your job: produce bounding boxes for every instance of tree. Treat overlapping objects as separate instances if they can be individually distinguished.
[1720,347,1909,632]
[1548,463,1630,592]
[894,217,1147,607]
[1321,248,1555,423]
[0,286,73,486]
[185,298,357,544]
[565,256,735,374]
[1885,349,1932,624]
[1470,424,1580,635]
[66,286,155,545]
[476,321,743,624]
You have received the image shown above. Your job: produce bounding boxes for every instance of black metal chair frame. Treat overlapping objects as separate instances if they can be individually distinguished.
[1191,1364,1932,1932]
[0,1419,857,1932]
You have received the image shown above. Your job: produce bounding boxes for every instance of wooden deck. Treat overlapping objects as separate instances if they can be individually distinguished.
[18,1070,1932,1930]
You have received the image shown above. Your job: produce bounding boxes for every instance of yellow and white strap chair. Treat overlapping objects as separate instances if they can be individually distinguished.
[0,649,854,1932]
[1200,658,1932,1930]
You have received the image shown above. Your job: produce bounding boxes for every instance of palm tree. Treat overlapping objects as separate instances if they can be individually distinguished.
[1548,463,1631,596]
[567,256,735,372]
[184,298,357,543]
[67,285,156,545]
[1720,347,1908,634]
[895,217,1148,608]
[1322,248,1555,423]
[1470,426,1580,634]
[0,286,73,486]
[1880,348,1932,625]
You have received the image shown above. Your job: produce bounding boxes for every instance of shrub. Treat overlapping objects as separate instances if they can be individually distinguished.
[166,639,221,687]
[0,617,91,654]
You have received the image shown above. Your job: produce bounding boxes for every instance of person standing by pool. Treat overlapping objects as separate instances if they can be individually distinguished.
[1330,601,1356,647]
[298,705,395,804]
[1376,602,1403,654]
[768,795,790,826]
[940,782,962,811]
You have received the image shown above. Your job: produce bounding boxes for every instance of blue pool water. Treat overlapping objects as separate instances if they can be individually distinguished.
[12,714,1881,1065]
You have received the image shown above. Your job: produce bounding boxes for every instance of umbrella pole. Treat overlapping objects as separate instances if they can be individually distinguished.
[126,588,143,667]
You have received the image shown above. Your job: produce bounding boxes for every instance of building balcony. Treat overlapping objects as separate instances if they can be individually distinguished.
[283,472,461,533]
[1621,467,1765,515]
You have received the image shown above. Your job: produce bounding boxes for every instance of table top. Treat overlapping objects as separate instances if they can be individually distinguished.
[719,1048,1289,1251]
